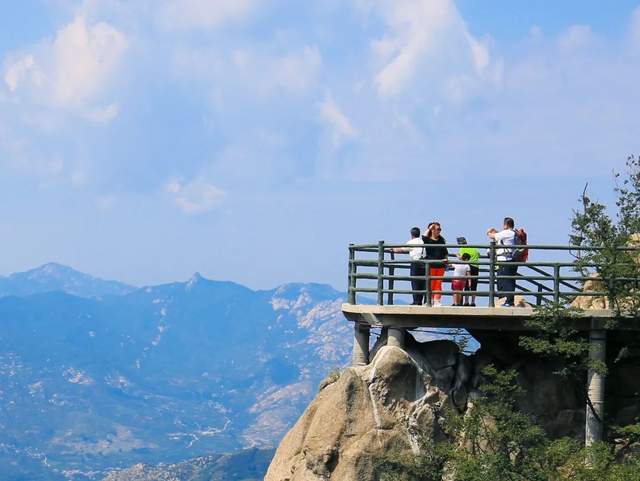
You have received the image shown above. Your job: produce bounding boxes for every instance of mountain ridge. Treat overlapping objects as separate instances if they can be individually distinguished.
[0,262,136,299]
[0,263,351,481]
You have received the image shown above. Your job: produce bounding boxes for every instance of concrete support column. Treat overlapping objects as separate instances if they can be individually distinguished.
[585,329,607,446]
[387,327,405,349]
[352,323,370,366]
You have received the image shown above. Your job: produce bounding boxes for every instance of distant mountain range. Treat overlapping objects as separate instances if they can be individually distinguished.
[0,264,352,481]
[0,263,135,299]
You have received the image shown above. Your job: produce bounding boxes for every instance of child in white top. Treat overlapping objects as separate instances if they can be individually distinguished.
[452,253,471,306]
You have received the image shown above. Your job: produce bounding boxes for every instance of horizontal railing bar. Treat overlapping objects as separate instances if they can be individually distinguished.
[351,243,640,251]
[352,288,609,297]
[354,273,630,283]
[355,274,587,282]
[351,260,609,268]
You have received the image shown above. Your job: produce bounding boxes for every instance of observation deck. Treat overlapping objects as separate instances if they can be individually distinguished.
[341,241,640,444]
[343,241,638,332]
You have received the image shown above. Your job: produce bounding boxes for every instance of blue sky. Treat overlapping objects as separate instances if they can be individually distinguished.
[1,0,639,290]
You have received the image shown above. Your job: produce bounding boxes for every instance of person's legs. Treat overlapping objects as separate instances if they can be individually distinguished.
[499,263,516,305]
[430,267,445,305]
[469,265,479,305]
[410,262,425,305]
[452,279,465,305]
[463,276,470,305]
[506,264,517,305]
[497,264,507,304]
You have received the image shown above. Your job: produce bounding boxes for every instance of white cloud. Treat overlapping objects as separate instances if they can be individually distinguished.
[3,16,127,119]
[4,54,42,92]
[365,0,492,98]
[557,25,594,52]
[318,94,358,148]
[166,177,226,214]
[156,0,256,31]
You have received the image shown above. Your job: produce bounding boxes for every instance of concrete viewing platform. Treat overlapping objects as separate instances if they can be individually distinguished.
[341,303,635,331]
[344,241,640,445]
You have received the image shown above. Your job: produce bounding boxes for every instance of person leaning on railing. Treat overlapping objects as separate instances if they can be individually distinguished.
[423,221,448,307]
[392,227,426,305]
[487,217,517,307]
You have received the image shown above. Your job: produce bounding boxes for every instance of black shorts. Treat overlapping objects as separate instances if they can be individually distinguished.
[465,265,479,291]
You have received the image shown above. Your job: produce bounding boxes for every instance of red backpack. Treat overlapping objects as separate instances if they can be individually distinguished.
[512,228,528,262]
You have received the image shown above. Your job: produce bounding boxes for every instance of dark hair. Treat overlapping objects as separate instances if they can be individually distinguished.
[461,253,470,261]
[410,227,421,238]
[504,217,515,228]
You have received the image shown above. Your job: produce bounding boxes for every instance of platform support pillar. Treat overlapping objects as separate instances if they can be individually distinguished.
[352,323,370,366]
[585,328,607,446]
[387,327,405,349]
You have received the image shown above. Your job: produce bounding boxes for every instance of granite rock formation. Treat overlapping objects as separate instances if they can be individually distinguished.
[265,330,640,481]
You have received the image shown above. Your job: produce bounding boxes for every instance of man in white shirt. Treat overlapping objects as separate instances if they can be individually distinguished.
[393,227,426,305]
[487,217,517,307]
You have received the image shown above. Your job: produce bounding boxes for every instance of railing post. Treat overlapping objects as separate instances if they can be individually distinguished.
[352,323,370,366]
[489,241,496,307]
[537,284,543,306]
[425,261,432,307]
[387,251,395,305]
[607,251,616,310]
[585,327,607,445]
[348,244,356,304]
[553,264,561,304]
[377,240,384,306]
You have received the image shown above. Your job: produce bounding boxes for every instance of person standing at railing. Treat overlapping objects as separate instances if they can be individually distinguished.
[423,222,448,307]
[452,253,471,306]
[487,217,517,307]
[457,237,480,306]
[392,227,426,305]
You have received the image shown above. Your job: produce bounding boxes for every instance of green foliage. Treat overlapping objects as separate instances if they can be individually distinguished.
[571,155,640,317]
[517,158,640,381]
[519,304,593,379]
[444,366,550,481]
[374,367,640,480]
[375,441,449,481]
[613,422,640,446]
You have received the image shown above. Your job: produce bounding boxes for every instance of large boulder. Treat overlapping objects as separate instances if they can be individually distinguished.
[266,330,640,481]
[264,344,454,481]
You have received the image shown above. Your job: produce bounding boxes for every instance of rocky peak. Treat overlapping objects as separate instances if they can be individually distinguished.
[186,272,204,290]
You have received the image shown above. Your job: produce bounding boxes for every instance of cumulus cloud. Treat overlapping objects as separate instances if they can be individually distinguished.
[318,94,358,148]
[3,15,127,119]
[156,0,256,31]
[166,177,226,214]
[363,0,492,98]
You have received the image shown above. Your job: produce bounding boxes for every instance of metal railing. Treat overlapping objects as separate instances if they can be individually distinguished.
[347,242,640,307]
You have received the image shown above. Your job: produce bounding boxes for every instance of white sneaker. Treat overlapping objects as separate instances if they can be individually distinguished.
[433,300,442,307]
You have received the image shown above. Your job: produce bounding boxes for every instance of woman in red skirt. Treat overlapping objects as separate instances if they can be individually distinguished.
[422,222,449,307]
